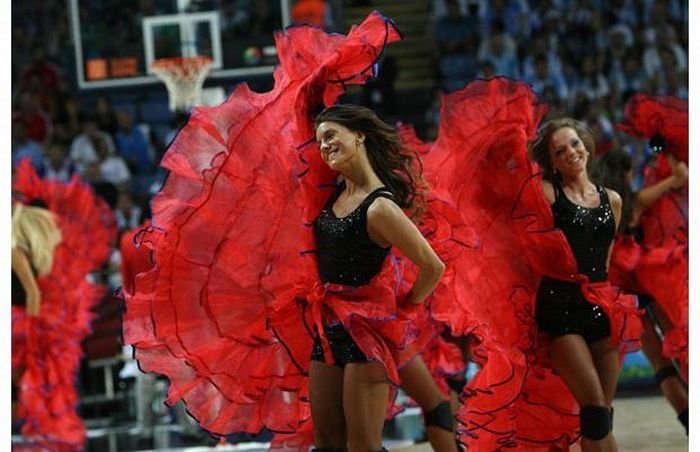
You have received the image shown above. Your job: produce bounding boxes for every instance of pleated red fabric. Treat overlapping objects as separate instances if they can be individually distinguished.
[121,12,418,443]
[12,159,117,450]
[427,78,642,450]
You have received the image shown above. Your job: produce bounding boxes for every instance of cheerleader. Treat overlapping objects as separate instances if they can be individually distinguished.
[12,160,116,449]
[594,148,688,434]
[11,201,62,422]
[309,104,445,450]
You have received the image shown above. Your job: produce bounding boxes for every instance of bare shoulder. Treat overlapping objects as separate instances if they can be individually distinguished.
[11,245,29,260]
[367,196,403,222]
[605,187,622,208]
[541,179,555,204]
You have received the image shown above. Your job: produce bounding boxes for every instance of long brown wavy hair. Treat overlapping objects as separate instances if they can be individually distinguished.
[314,104,427,220]
[528,117,596,181]
[591,150,634,230]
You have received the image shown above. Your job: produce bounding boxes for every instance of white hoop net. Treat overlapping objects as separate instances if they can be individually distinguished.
[151,56,213,112]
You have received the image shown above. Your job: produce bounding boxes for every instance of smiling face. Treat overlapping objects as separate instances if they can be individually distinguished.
[549,126,590,178]
[315,120,364,170]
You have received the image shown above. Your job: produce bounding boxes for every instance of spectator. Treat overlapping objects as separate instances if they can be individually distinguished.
[38,141,77,183]
[603,24,635,84]
[70,116,117,173]
[11,120,44,170]
[476,21,519,78]
[481,0,529,39]
[115,111,153,174]
[523,53,569,101]
[435,1,476,55]
[651,45,687,98]
[114,191,145,232]
[643,0,682,29]
[439,36,478,92]
[642,24,687,78]
[431,0,469,20]
[94,136,132,188]
[521,34,563,80]
[53,96,84,143]
[610,51,649,98]
[12,93,53,144]
[476,59,497,79]
[95,96,119,138]
[19,46,62,110]
[82,162,119,209]
[570,54,610,101]
[606,0,639,28]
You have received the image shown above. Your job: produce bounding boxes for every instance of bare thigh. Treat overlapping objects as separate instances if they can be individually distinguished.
[344,362,389,451]
[310,360,346,449]
[588,337,620,406]
[550,334,607,407]
[399,355,445,412]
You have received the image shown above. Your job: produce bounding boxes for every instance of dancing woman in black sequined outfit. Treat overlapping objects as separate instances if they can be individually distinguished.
[529,118,623,452]
[594,148,689,434]
[310,105,445,452]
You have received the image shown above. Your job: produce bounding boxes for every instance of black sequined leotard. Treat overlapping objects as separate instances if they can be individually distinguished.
[536,182,616,343]
[313,184,395,286]
[311,184,397,365]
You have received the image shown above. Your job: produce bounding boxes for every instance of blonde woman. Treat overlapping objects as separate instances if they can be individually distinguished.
[11,201,61,421]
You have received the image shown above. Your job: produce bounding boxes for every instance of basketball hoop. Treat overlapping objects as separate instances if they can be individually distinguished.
[151,56,213,112]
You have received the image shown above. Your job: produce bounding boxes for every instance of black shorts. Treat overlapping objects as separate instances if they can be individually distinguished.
[536,278,611,344]
[310,323,368,366]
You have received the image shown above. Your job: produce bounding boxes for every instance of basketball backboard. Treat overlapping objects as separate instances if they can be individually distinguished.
[69,0,291,89]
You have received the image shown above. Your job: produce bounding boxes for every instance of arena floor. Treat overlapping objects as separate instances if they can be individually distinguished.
[12,394,688,451]
[396,395,688,452]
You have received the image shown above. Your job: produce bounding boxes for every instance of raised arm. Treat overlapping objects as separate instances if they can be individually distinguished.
[366,197,445,304]
[634,155,688,215]
[12,247,41,316]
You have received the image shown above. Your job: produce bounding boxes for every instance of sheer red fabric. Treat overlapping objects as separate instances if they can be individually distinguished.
[427,78,642,449]
[120,221,154,296]
[616,94,688,163]
[12,159,116,449]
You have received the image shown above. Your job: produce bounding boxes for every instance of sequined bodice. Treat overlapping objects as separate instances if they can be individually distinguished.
[313,185,394,286]
[552,183,615,282]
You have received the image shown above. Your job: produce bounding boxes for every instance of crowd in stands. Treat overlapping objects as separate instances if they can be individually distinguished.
[430,0,687,190]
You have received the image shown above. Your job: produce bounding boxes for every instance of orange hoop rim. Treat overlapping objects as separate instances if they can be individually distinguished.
[151,56,213,71]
